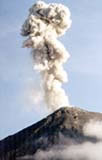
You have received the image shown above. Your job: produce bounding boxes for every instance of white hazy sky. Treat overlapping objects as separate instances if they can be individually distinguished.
[0,0,102,139]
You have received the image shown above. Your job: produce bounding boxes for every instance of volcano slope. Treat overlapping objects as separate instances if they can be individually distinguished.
[0,107,102,160]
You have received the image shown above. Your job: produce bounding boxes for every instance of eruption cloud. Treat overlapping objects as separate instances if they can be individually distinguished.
[21,1,72,110]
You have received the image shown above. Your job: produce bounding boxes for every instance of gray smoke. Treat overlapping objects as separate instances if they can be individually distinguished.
[21,1,72,110]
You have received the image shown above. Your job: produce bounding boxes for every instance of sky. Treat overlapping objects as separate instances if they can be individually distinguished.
[0,0,102,139]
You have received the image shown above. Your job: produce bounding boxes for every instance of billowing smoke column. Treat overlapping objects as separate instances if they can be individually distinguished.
[21,1,72,110]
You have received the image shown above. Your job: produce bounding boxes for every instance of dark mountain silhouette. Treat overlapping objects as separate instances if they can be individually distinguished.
[0,107,102,160]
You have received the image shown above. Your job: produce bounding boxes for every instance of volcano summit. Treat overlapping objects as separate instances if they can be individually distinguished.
[1,107,102,160]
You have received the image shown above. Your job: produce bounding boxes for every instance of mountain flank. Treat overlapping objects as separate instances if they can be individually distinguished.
[0,107,102,160]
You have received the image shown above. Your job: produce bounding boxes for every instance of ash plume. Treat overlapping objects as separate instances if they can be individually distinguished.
[21,1,72,110]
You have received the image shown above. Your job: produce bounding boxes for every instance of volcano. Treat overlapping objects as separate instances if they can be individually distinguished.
[0,107,102,160]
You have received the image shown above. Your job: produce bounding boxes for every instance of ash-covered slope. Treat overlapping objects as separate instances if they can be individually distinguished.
[0,107,102,160]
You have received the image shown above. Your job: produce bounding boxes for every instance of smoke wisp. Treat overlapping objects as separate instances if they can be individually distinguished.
[21,1,72,110]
